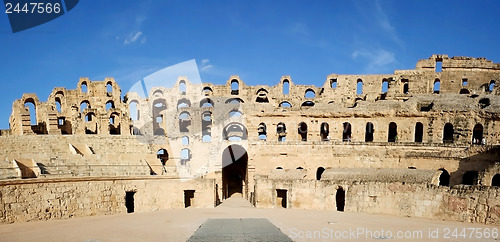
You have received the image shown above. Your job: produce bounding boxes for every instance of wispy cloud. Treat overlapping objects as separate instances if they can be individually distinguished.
[200,59,214,72]
[374,0,402,47]
[122,16,147,46]
[124,31,144,45]
[352,49,396,73]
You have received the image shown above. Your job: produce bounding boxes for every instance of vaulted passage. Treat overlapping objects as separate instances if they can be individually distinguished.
[492,174,500,186]
[222,145,248,199]
[276,189,287,208]
[184,190,195,208]
[462,171,478,185]
[125,191,136,213]
[438,169,450,186]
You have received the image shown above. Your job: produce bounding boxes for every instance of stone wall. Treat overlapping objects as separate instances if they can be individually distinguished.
[0,177,215,224]
[254,176,500,225]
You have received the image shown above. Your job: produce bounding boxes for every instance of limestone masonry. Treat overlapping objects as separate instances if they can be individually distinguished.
[0,54,499,225]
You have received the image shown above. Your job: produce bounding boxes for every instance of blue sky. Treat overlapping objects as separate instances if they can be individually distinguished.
[0,1,499,129]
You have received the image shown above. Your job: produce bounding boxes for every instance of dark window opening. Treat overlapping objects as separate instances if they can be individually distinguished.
[438,169,450,186]
[231,80,239,95]
[336,187,345,212]
[365,122,374,142]
[276,189,287,208]
[258,123,267,140]
[419,103,433,112]
[125,191,136,213]
[58,117,65,126]
[462,171,478,185]
[459,88,470,94]
[388,122,397,142]
[298,122,308,141]
[443,123,454,143]
[184,190,195,208]
[402,79,409,94]
[479,98,490,109]
[277,122,286,142]
[179,112,191,133]
[316,167,325,181]
[301,101,315,107]
[414,122,423,143]
[492,174,500,186]
[157,149,168,166]
[472,123,483,145]
[320,123,329,141]
[342,122,351,142]
[462,78,468,86]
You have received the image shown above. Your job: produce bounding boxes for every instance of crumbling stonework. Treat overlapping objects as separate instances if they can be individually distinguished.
[0,55,499,225]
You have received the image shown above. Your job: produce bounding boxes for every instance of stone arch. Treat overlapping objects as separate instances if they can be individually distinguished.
[179,80,187,94]
[106,100,115,111]
[180,148,191,165]
[433,79,440,94]
[129,100,139,121]
[179,111,191,133]
[202,86,213,96]
[177,98,191,109]
[342,122,351,142]
[277,122,286,141]
[316,167,325,180]
[301,101,314,107]
[24,98,37,125]
[459,88,470,94]
[443,123,454,143]
[200,98,214,108]
[388,122,398,142]
[81,81,88,93]
[298,122,308,141]
[492,174,500,186]
[109,112,120,135]
[320,122,329,141]
[462,171,478,185]
[258,123,267,140]
[256,88,269,103]
[438,169,450,186]
[55,97,62,113]
[223,122,247,141]
[336,187,345,212]
[304,89,315,98]
[415,122,423,143]
[365,122,374,142]
[106,81,113,93]
[279,101,291,108]
[356,79,363,95]
[225,98,244,104]
[472,123,483,145]
[282,79,290,95]
[157,149,168,165]
[153,98,167,135]
[231,79,239,95]
[80,100,90,113]
[381,78,388,93]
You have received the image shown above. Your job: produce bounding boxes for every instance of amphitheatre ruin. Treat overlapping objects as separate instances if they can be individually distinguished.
[0,54,499,236]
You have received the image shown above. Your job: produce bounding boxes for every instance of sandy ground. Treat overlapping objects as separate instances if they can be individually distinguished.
[0,197,498,242]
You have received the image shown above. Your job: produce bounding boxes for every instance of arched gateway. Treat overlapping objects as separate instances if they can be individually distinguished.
[222,144,248,199]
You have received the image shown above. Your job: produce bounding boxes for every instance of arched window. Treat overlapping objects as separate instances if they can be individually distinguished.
[330,79,337,88]
[129,101,139,121]
[200,98,214,108]
[81,82,88,93]
[459,88,470,94]
[443,123,454,143]
[320,123,329,141]
[55,97,62,113]
[180,148,191,165]
[179,112,191,132]
[436,60,442,72]
[365,122,374,142]
[256,88,269,103]
[231,79,239,95]
[24,100,36,125]
[279,101,291,108]
[179,80,186,95]
[226,98,244,104]
[462,171,478,185]
[342,122,351,142]
[80,101,90,113]
[472,123,483,145]
[356,79,363,95]
[202,135,212,142]
[202,112,212,122]
[109,113,120,135]
[489,80,496,92]
[438,169,450,186]
[157,149,168,166]
[182,136,189,145]
[433,79,440,94]
[106,100,114,111]
[177,98,191,109]
[305,89,315,98]
[202,86,213,96]
[381,79,388,93]
[229,110,243,118]
[402,82,409,94]
[223,123,247,141]
[258,123,267,140]
[106,82,113,93]
[388,122,397,142]
[298,122,308,141]
[316,167,325,181]
[277,122,286,142]
[283,80,289,95]
[179,112,190,120]
[415,122,423,143]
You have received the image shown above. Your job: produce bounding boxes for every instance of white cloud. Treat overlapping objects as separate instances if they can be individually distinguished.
[352,49,396,73]
[201,59,210,65]
[374,0,402,47]
[124,31,146,45]
[200,59,214,72]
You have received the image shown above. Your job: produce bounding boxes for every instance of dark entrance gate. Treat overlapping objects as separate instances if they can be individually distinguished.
[222,144,248,199]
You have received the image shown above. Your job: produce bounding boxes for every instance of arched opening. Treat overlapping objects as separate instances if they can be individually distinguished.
[55,97,62,113]
[179,112,191,133]
[403,82,409,94]
[180,148,191,165]
[106,100,115,112]
[492,174,500,186]
[462,171,478,185]
[336,187,345,212]
[80,101,90,113]
[330,78,337,88]
[356,79,363,95]
[305,89,315,98]
[109,113,120,135]
[316,167,325,180]
[222,145,248,199]
[202,135,212,142]
[459,88,470,94]
[489,80,496,92]
[182,136,189,145]
[365,122,374,142]
[81,82,88,93]
[388,122,397,142]
[443,123,454,143]
[226,98,244,104]
[200,98,214,108]
[277,122,286,142]
[229,110,243,118]
[106,82,113,93]
[296,167,303,170]
[153,99,166,135]
[129,101,139,121]
[436,60,442,72]
[320,122,329,141]
[157,149,168,166]
[472,123,483,145]
[415,122,423,143]
[202,111,212,142]
[342,122,351,142]
[24,100,36,125]
[279,101,291,108]
[177,98,191,109]
[283,80,289,95]
[125,191,135,213]
[381,79,388,93]
[258,123,267,140]
[438,169,450,186]
[231,79,239,95]
[298,122,308,141]
[202,86,213,96]
[433,79,440,94]
[256,88,269,103]
[223,122,247,141]
[179,80,186,95]
[301,101,315,107]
